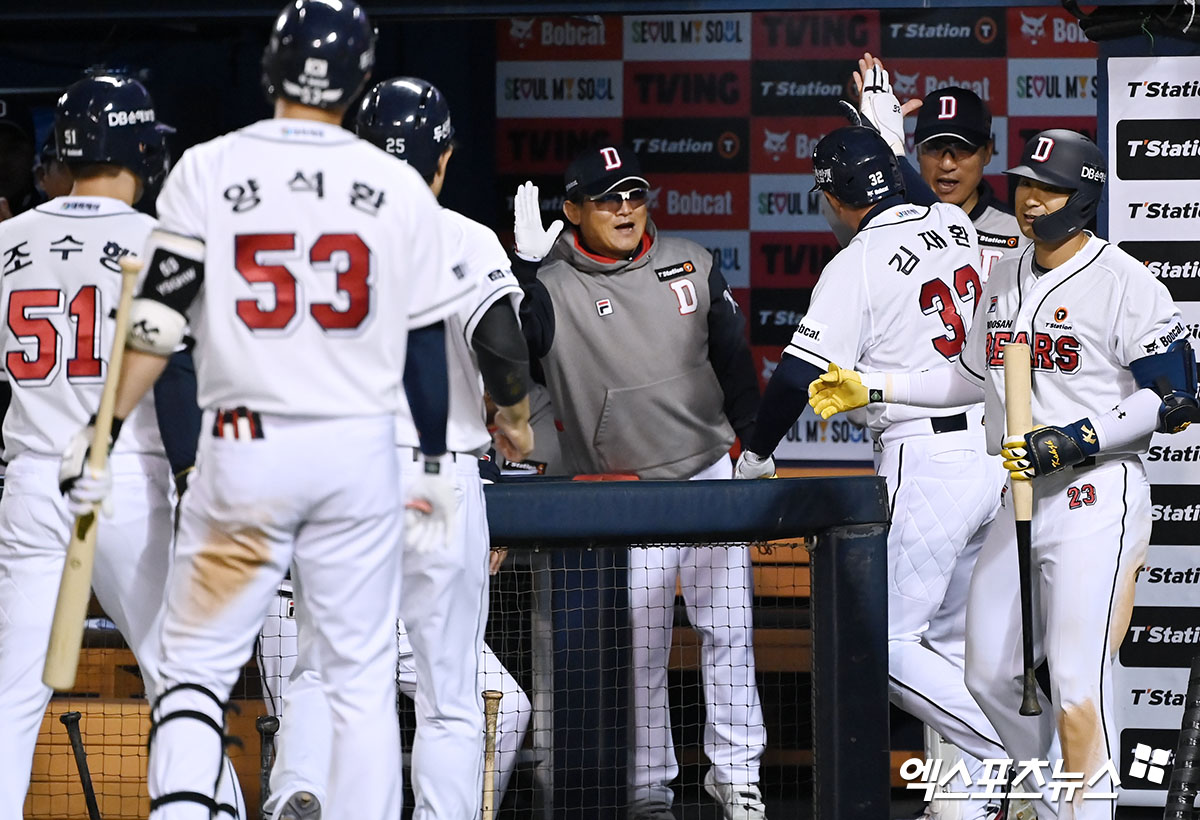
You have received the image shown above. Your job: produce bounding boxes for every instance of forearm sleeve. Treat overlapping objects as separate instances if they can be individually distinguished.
[518,280,555,360]
[472,300,530,407]
[1092,388,1162,452]
[706,266,760,443]
[865,365,984,408]
[747,355,824,456]
[404,322,449,457]
[153,350,201,477]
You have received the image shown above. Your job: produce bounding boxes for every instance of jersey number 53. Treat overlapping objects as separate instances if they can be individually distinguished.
[235,232,372,334]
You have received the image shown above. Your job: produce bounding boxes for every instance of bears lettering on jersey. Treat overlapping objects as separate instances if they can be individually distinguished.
[985,330,1081,372]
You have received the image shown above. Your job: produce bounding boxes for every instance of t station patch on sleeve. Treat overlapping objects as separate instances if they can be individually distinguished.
[655,260,696,282]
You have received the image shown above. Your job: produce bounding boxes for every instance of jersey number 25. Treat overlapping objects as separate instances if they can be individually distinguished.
[919,264,981,360]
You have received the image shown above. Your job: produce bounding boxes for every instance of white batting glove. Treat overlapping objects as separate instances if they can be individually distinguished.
[404,454,457,554]
[859,63,907,157]
[734,450,777,480]
[514,181,563,262]
[59,423,114,516]
[67,468,114,518]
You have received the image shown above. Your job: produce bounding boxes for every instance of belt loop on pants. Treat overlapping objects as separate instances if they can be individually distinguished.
[212,407,265,440]
[929,413,969,434]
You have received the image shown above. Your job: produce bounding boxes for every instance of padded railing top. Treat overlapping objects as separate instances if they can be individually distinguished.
[484,476,889,547]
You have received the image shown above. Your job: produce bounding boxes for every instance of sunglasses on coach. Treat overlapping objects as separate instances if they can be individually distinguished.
[586,187,649,213]
[918,137,983,160]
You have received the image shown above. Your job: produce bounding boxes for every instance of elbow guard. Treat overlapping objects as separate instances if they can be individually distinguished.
[128,299,188,356]
[1131,339,1200,433]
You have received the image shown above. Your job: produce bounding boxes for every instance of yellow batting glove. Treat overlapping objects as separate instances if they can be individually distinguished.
[807,363,869,420]
[1001,434,1035,481]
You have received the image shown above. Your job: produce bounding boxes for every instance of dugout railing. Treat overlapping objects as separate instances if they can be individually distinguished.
[25,475,888,820]
[484,476,890,820]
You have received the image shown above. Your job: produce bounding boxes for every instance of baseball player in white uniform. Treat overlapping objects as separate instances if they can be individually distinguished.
[851,54,1028,281]
[734,126,1011,820]
[809,130,1195,819]
[58,4,471,819]
[851,54,1037,817]
[257,75,535,820]
[0,73,242,820]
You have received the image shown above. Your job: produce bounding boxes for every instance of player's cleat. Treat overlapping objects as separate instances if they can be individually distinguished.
[628,798,676,820]
[704,769,767,820]
[278,791,321,820]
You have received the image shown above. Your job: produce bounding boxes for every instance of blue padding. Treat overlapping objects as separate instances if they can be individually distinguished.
[484,476,888,547]
[1131,339,1198,397]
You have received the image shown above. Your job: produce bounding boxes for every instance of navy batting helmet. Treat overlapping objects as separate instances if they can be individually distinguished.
[261,0,375,110]
[356,77,453,181]
[55,72,173,194]
[1006,129,1106,243]
[812,126,904,208]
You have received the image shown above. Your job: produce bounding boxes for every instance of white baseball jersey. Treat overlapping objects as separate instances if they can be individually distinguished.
[784,201,983,433]
[154,118,467,416]
[394,208,522,454]
[0,196,162,460]
[958,234,1186,454]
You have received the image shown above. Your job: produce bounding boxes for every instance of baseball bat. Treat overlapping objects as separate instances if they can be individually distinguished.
[44,255,141,691]
[1164,654,1200,820]
[60,711,103,820]
[482,689,503,820]
[256,714,281,817]
[1003,342,1042,717]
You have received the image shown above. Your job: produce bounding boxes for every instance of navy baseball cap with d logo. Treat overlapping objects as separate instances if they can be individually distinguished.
[914,87,992,149]
[564,144,650,200]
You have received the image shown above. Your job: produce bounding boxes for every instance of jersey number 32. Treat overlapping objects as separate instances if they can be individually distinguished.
[919,264,981,360]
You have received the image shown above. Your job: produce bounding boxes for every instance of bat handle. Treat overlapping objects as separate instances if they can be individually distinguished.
[482,690,503,820]
[60,711,103,820]
[1014,517,1042,717]
[256,714,281,817]
[1019,669,1042,717]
